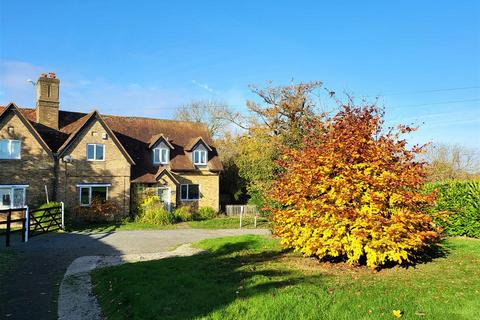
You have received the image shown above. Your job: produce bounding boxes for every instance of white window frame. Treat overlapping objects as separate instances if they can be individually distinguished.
[193,149,207,165]
[0,139,21,160]
[77,183,111,206]
[86,144,105,161]
[153,147,169,165]
[0,185,28,209]
[180,184,200,201]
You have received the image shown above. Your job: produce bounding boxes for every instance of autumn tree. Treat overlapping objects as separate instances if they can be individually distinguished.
[215,132,249,206]
[424,143,480,181]
[246,81,322,146]
[232,81,323,206]
[269,103,440,267]
[174,100,233,139]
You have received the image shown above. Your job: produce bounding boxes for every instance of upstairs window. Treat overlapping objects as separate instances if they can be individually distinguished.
[153,147,169,164]
[0,139,21,160]
[193,148,207,165]
[87,144,105,161]
[180,184,199,201]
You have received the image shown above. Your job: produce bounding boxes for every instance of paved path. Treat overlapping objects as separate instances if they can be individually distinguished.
[0,229,270,320]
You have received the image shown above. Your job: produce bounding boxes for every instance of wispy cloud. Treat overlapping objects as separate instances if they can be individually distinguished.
[0,60,43,106]
[191,79,219,94]
[0,60,189,117]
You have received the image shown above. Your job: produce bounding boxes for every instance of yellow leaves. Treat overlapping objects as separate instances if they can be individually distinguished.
[392,309,403,318]
[268,104,440,268]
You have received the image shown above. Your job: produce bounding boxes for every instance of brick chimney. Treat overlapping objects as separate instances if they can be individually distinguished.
[35,72,60,130]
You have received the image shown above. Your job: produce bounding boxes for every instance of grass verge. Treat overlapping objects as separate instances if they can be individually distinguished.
[92,235,480,320]
[67,216,269,233]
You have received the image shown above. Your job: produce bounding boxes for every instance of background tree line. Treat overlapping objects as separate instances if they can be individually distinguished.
[175,82,480,210]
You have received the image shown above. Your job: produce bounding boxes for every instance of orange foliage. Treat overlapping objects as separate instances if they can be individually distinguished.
[269,105,440,267]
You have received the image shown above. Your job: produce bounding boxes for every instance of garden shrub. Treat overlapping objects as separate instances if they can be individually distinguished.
[38,201,62,209]
[173,205,194,222]
[269,105,440,268]
[425,180,480,238]
[197,206,217,220]
[73,200,121,223]
[136,195,174,226]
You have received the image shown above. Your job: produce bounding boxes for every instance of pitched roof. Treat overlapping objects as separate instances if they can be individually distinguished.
[148,133,174,149]
[0,103,54,159]
[185,136,213,151]
[57,110,135,165]
[0,104,223,181]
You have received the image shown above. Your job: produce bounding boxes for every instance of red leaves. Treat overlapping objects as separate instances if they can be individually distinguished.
[268,104,440,267]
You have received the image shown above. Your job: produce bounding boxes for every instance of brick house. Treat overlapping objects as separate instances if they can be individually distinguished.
[0,73,222,216]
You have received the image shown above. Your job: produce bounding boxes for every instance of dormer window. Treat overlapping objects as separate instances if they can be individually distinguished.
[193,147,207,165]
[153,147,169,164]
[149,135,173,165]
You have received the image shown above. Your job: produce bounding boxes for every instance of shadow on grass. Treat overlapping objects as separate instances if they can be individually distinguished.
[92,238,323,320]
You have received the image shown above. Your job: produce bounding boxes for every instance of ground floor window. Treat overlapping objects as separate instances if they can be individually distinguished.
[0,185,27,209]
[180,184,199,201]
[77,184,110,206]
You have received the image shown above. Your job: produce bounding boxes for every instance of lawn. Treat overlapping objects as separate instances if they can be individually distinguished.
[67,216,268,233]
[92,235,480,320]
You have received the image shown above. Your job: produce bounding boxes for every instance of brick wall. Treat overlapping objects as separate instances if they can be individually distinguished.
[0,112,55,207]
[57,120,131,217]
[176,171,220,211]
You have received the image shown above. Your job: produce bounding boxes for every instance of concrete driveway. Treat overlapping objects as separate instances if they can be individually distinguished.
[0,229,270,320]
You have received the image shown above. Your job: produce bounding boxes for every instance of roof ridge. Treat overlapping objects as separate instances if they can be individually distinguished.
[1,105,208,128]
[103,113,208,126]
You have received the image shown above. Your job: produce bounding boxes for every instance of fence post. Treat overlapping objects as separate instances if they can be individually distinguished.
[21,214,26,243]
[61,202,65,229]
[6,209,11,247]
[25,206,29,242]
[239,206,243,229]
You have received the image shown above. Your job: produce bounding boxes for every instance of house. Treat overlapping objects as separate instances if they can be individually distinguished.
[0,73,222,217]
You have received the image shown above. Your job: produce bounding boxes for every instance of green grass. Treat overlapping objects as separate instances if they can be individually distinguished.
[66,221,177,233]
[92,235,480,320]
[187,217,269,229]
[67,216,269,233]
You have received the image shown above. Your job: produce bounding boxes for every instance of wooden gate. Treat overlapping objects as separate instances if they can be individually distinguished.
[0,203,64,246]
[28,203,64,238]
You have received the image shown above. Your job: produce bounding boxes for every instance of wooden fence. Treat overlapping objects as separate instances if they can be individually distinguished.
[0,208,27,247]
[0,203,64,247]
[225,205,258,216]
[225,205,258,228]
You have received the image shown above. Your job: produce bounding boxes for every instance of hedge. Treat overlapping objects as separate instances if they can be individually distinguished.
[425,180,480,238]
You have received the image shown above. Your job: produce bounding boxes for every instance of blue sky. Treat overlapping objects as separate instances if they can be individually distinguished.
[0,1,479,147]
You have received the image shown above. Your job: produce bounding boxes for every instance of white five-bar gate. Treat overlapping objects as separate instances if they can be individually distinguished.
[0,202,64,247]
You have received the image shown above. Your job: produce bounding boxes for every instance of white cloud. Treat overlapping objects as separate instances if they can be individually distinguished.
[191,79,219,94]
[0,60,187,117]
[0,60,43,106]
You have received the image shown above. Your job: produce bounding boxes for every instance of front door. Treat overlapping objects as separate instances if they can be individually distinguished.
[157,187,171,212]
